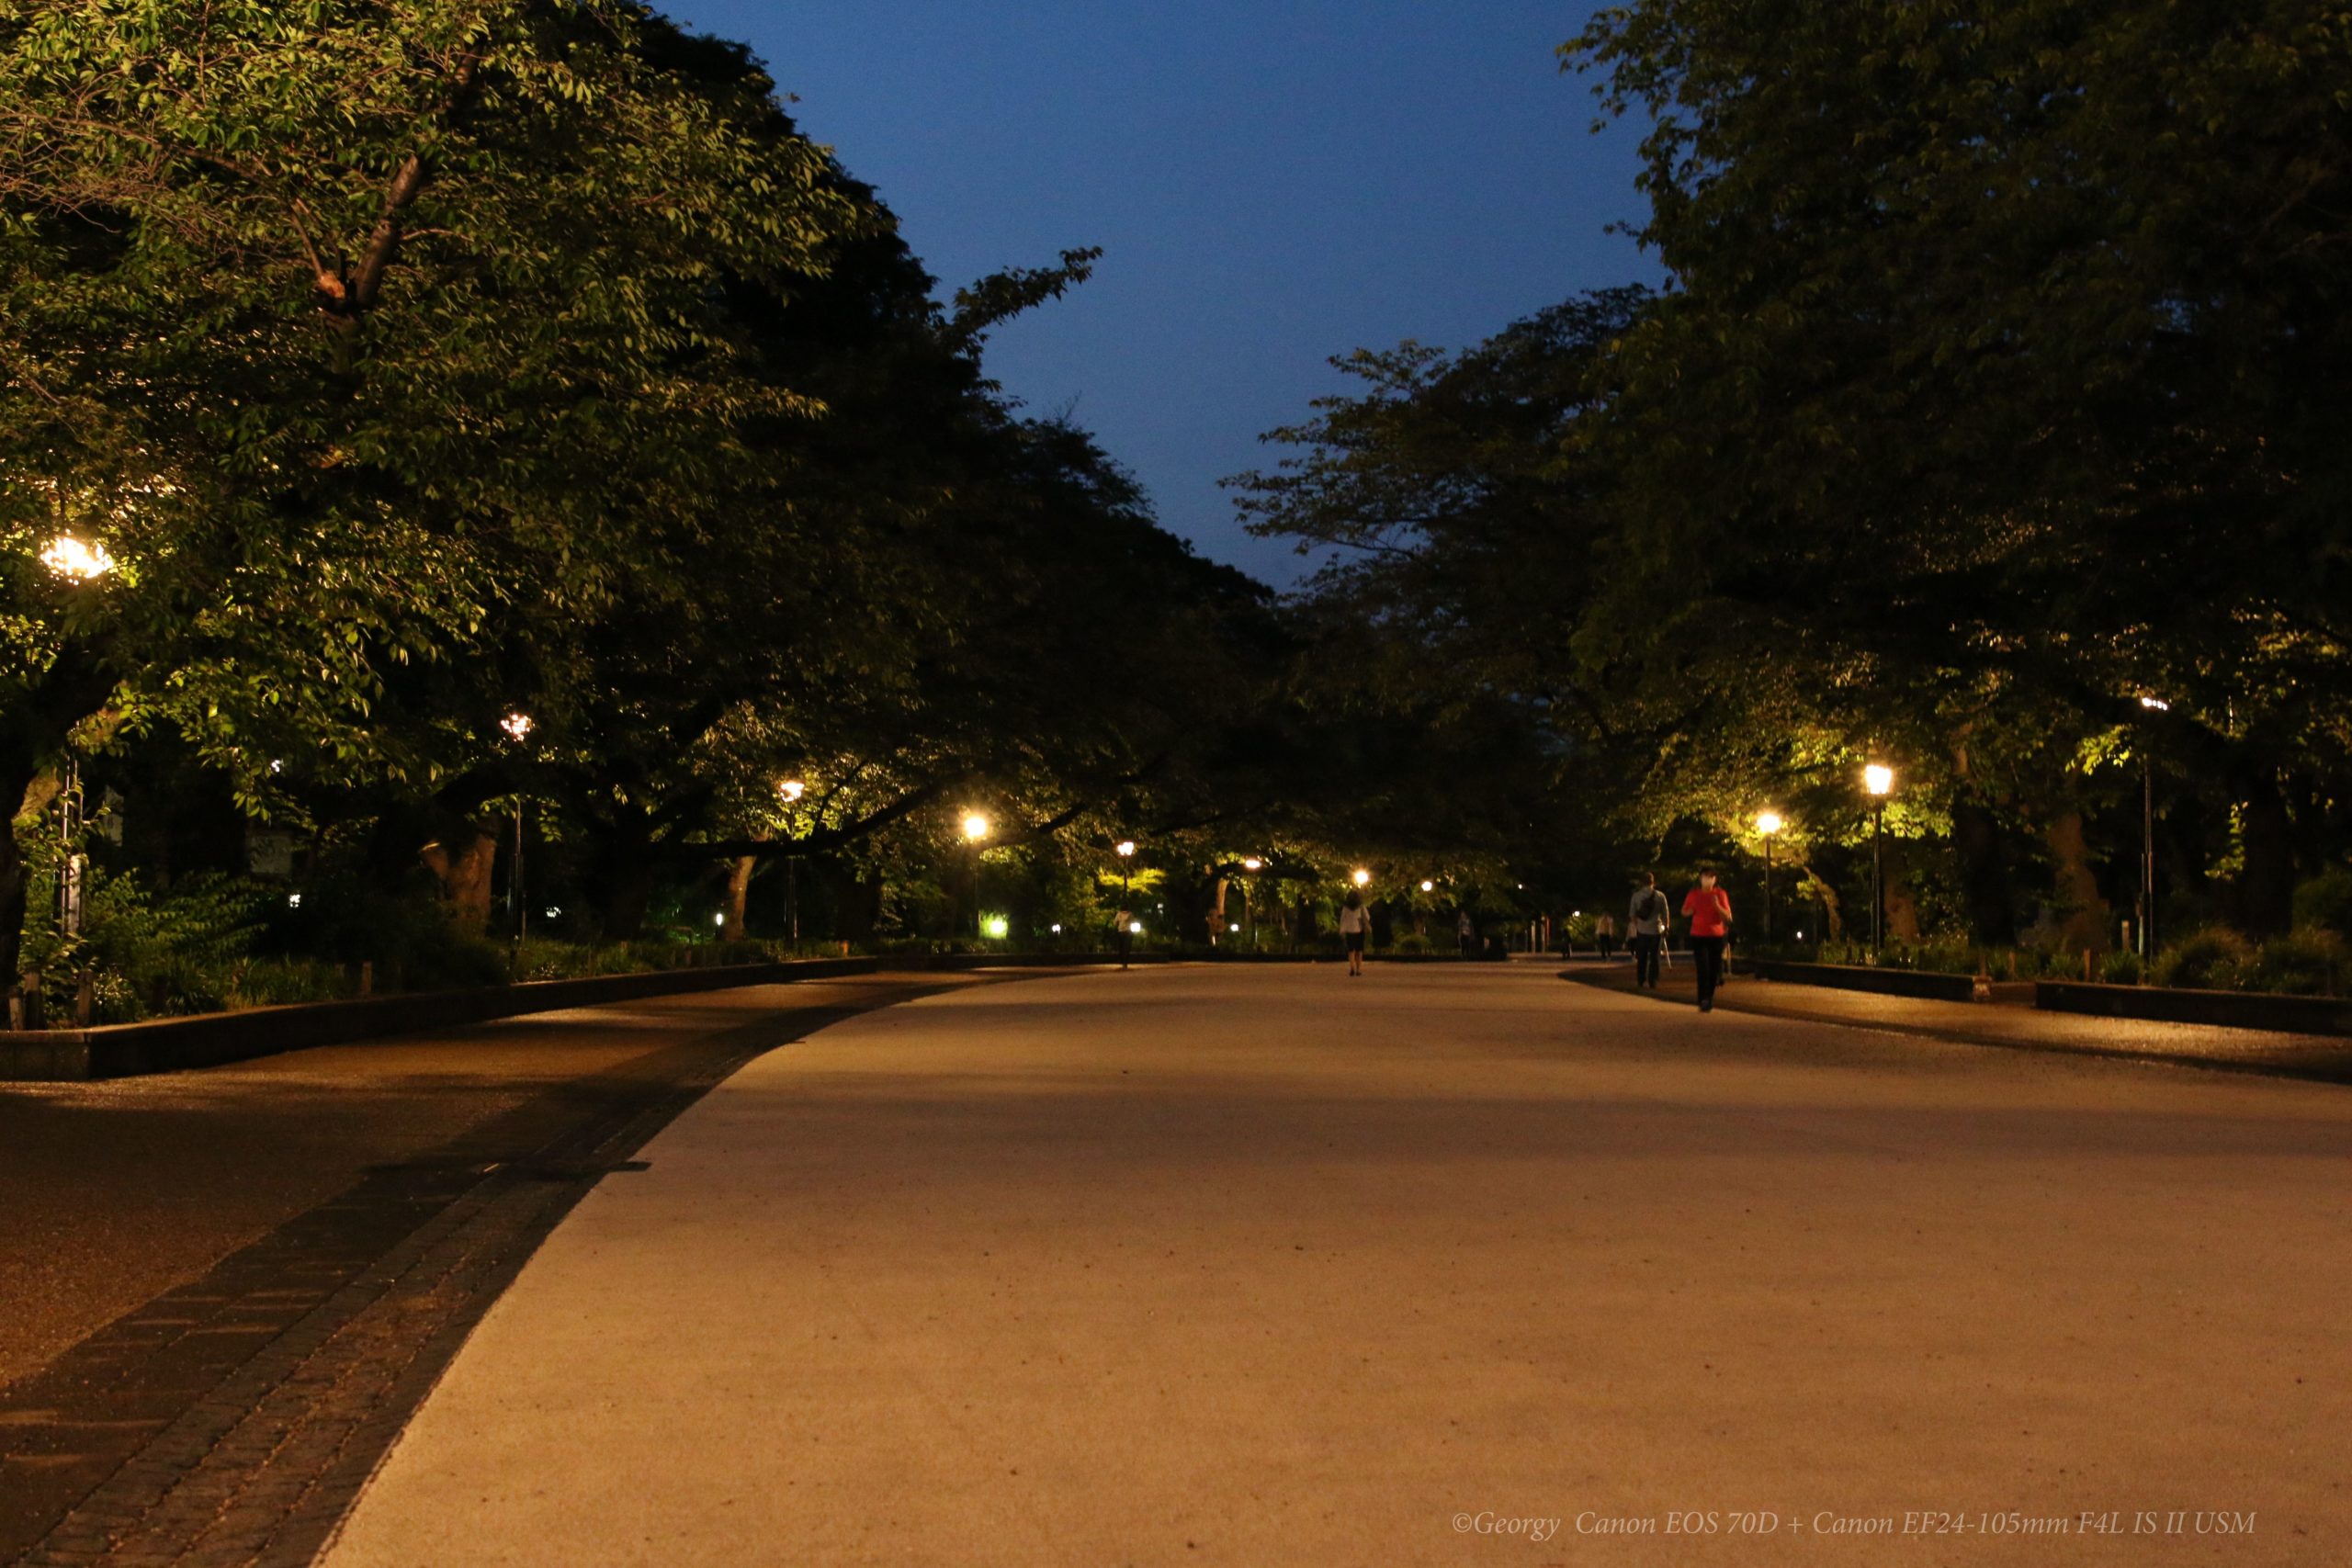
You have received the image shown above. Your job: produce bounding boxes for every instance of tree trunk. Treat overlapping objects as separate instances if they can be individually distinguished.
[2046,809,2110,953]
[724,855,756,939]
[0,804,28,997]
[1950,793,2013,946]
[421,831,500,935]
[1884,843,1924,945]
[2235,773,2296,937]
[1797,863,1843,942]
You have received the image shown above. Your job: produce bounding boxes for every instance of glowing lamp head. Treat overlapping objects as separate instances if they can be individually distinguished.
[1864,764,1894,797]
[983,915,1009,940]
[961,813,989,842]
[1419,879,1435,893]
[779,778,805,802]
[2140,695,2170,712]
[1128,920,1144,935]
[1757,810,1784,836]
[39,535,115,580]
[1115,840,1136,857]
[1241,857,1263,872]
[500,711,533,743]
[1351,869,1372,888]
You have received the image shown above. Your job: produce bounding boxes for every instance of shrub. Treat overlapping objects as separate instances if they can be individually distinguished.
[2100,949,2144,986]
[2291,869,2352,939]
[2238,931,2347,997]
[19,866,266,1021]
[2151,928,2254,990]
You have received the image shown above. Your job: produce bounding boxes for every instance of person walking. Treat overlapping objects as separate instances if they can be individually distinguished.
[1340,889,1371,976]
[1681,869,1733,1012]
[1594,911,1619,961]
[1627,874,1670,989]
[1456,907,1476,958]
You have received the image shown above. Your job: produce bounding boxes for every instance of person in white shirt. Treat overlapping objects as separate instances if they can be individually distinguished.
[1627,873,1671,989]
[1339,889,1370,976]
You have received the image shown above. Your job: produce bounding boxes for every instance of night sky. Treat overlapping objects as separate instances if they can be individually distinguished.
[663,2,1662,586]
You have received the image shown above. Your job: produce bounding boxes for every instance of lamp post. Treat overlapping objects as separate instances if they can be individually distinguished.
[1863,764,1894,957]
[1241,856,1262,949]
[500,712,534,944]
[40,536,116,944]
[779,779,805,943]
[962,813,989,940]
[1116,840,1137,968]
[2138,698,2168,962]
[1756,811,1783,944]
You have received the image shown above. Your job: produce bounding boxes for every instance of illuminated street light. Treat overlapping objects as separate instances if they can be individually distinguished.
[501,712,534,943]
[779,778,805,802]
[2137,697,2171,960]
[960,813,989,940]
[1129,920,1144,935]
[1241,857,1263,872]
[1863,764,1894,954]
[1351,869,1371,888]
[40,535,115,580]
[1419,879,1435,893]
[1757,811,1784,942]
[1114,839,1139,964]
[983,915,1010,940]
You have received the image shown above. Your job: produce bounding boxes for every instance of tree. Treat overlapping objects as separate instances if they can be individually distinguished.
[0,0,870,982]
[1566,0,2352,931]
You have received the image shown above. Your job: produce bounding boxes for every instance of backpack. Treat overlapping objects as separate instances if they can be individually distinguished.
[1634,888,1666,924]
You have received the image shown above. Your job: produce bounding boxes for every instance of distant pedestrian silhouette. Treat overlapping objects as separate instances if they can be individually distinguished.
[1594,912,1618,960]
[1681,871,1733,1012]
[1340,889,1369,976]
[1627,874,1669,989]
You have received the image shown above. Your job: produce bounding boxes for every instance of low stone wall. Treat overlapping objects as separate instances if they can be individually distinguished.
[0,957,880,1082]
[1740,959,1984,1003]
[2035,980,2352,1036]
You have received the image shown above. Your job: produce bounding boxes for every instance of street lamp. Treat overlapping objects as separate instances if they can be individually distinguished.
[962,812,989,940]
[1116,839,1137,968]
[1756,810,1784,944]
[1351,868,1372,888]
[40,536,116,580]
[1863,765,1894,956]
[777,779,807,942]
[1419,879,1435,893]
[501,712,533,944]
[2139,697,2169,963]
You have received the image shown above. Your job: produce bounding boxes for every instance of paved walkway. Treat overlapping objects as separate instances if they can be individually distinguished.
[1577,963,2352,1082]
[319,964,2350,1566]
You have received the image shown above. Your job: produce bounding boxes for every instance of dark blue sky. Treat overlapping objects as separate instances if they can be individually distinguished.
[665,1,1660,586]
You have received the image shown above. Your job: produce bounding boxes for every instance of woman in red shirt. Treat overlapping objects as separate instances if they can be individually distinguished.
[1680,870,1733,1012]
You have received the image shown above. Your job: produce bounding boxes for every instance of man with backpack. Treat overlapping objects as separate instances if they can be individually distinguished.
[1627,873,1670,989]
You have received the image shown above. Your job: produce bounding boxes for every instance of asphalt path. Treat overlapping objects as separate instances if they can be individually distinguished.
[0,972,999,1566]
[322,963,2352,1567]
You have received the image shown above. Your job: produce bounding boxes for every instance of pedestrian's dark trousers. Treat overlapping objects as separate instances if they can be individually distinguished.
[1691,936,1726,1006]
[1630,933,1662,987]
